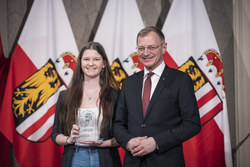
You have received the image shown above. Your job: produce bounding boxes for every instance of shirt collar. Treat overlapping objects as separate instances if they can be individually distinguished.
[143,61,166,78]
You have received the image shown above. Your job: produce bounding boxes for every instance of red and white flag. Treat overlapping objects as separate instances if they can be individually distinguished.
[162,0,232,166]
[93,0,144,162]
[0,0,78,166]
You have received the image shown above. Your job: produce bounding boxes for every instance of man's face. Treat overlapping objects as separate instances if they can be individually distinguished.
[137,31,166,71]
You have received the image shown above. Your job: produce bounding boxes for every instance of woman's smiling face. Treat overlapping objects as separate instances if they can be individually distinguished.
[81,49,105,79]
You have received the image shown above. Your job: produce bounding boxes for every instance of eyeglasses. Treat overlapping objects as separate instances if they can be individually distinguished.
[137,42,165,52]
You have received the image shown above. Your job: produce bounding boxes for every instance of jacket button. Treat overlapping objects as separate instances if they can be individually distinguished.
[141,124,146,127]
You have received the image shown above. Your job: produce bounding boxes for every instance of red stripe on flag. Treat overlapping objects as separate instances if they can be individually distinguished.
[200,102,223,125]
[10,44,37,85]
[38,126,53,142]
[118,147,125,165]
[163,51,179,69]
[197,89,217,108]
[15,135,63,167]
[21,104,56,140]
[37,105,56,142]
[183,119,226,167]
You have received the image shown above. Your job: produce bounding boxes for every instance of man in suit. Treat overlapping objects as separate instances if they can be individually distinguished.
[113,26,201,167]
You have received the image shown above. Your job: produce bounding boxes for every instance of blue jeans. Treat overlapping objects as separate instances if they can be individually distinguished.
[71,146,100,167]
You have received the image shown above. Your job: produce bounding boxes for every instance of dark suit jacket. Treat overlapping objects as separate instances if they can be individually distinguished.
[51,89,122,167]
[113,65,201,167]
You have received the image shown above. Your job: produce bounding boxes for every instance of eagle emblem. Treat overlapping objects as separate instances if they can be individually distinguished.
[12,59,63,126]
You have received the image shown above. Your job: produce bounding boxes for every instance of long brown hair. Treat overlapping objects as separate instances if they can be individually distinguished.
[59,42,119,136]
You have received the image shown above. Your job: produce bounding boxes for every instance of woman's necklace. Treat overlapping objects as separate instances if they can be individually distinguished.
[85,93,92,100]
[84,88,100,101]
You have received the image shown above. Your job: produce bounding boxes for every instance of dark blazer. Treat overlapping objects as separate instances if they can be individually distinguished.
[114,65,201,167]
[51,89,122,167]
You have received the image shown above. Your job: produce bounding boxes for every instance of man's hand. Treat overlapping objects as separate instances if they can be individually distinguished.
[127,136,147,151]
[130,137,157,157]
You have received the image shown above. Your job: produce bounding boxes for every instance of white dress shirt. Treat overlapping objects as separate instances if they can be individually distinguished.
[142,61,166,99]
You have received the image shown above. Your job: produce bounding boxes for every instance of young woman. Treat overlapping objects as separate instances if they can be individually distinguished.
[51,42,122,167]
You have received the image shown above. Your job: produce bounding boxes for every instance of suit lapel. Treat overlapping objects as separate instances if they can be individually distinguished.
[144,66,170,120]
[135,71,144,121]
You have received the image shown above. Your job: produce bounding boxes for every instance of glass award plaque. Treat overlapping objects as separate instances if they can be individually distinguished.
[75,108,101,145]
